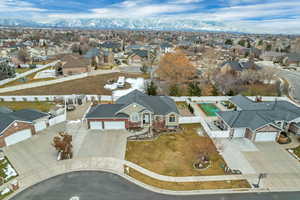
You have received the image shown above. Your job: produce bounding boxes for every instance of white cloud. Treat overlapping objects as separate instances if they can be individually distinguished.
[0,0,46,12]
[49,0,198,18]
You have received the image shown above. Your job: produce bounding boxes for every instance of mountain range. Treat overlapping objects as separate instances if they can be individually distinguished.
[0,18,235,32]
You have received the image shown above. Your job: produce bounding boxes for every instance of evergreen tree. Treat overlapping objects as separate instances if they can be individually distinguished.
[146,81,157,96]
[169,84,181,96]
[188,82,201,96]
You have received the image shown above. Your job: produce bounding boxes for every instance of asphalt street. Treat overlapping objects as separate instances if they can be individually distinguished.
[278,70,300,101]
[11,171,300,200]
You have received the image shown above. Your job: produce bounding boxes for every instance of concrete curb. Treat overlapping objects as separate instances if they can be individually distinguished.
[4,157,300,199]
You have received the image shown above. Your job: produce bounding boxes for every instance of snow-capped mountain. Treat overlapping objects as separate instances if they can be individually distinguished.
[0,18,234,32]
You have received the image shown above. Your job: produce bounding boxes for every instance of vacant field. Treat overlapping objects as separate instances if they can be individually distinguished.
[0,73,142,96]
[0,101,56,112]
[125,166,250,191]
[0,66,55,89]
[126,124,227,176]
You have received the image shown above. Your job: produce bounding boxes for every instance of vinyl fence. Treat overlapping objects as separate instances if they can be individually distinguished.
[49,113,67,126]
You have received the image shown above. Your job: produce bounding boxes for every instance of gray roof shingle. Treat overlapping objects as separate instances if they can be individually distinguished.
[217,95,300,130]
[0,108,49,134]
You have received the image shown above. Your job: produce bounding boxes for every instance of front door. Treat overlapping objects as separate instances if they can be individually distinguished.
[143,113,150,124]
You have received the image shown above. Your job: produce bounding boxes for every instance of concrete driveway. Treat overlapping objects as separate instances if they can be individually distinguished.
[3,120,129,177]
[216,138,300,189]
[243,142,300,189]
[77,130,129,159]
[3,123,66,175]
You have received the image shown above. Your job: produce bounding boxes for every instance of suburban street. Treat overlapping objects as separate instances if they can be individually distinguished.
[278,70,300,101]
[11,171,300,200]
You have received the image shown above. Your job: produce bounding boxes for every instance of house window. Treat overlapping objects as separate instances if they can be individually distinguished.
[169,114,176,123]
[131,113,140,122]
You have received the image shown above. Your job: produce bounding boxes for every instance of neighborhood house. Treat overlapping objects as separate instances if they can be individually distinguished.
[86,90,179,130]
[0,107,49,147]
[216,95,300,142]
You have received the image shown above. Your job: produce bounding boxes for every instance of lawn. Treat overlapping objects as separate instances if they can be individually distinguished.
[15,68,31,74]
[0,66,55,89]
[0,187,13,200]
[198,103,220,117]
[0,73,143,96]
[125,166,250,191]
[291,145,300,159]
[0,157,18,185]
[0,101,56,112]
[125,124,228,176]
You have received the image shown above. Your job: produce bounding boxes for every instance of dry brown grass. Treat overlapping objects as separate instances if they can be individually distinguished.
[241,83,278,96]
[125,166,251,190]
[125,124,227,176]
[0,101,56,112]
[0,73,142,96]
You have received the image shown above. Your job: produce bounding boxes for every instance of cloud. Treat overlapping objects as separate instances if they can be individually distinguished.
[49,0,198,18]
[0,0,46,12]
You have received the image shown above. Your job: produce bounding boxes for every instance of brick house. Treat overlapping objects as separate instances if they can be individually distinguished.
[0,108,49,147]
[86,90,179,130]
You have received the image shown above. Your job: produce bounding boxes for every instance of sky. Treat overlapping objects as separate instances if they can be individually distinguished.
[1,0,300,34]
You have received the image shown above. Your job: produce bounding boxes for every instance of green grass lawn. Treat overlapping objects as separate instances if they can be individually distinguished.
[198,103,220,117]
[0,101,55,112]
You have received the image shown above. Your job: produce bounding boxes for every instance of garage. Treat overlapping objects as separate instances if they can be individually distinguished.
[5,129,32,146]
[255,132,278,142]
[104,121,125,130]
[90,121,103,130]
[34,121,47,132]
[234,128,246,138]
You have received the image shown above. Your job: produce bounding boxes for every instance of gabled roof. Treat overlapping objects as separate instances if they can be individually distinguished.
[0,108,49,134]
[217,95,300,131]
[85,104,128,119]
[100,41,121,49]
[116,90,179,115]
[129,49,148,58]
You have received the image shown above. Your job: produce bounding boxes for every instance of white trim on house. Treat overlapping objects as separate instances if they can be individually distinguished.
[0,120,33,135]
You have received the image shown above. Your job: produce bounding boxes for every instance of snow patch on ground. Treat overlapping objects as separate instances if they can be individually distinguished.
[104,77,145,97]
[34,69,56,79]
[4,163,18,181]
[68,120,81,124]
[113,78,145,97]
[1,187,11,195]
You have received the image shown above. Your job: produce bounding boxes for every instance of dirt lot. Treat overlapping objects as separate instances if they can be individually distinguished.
[125,166,250,190]
[125,124,228,177]
[0,73,143,96]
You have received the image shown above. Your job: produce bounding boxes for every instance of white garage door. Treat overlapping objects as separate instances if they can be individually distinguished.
[234,128,245,138]
[255,132,278,142]
[5,129,32,146]
[90,121,103,130]
[104,121,125,130]
[34,121,47,132]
